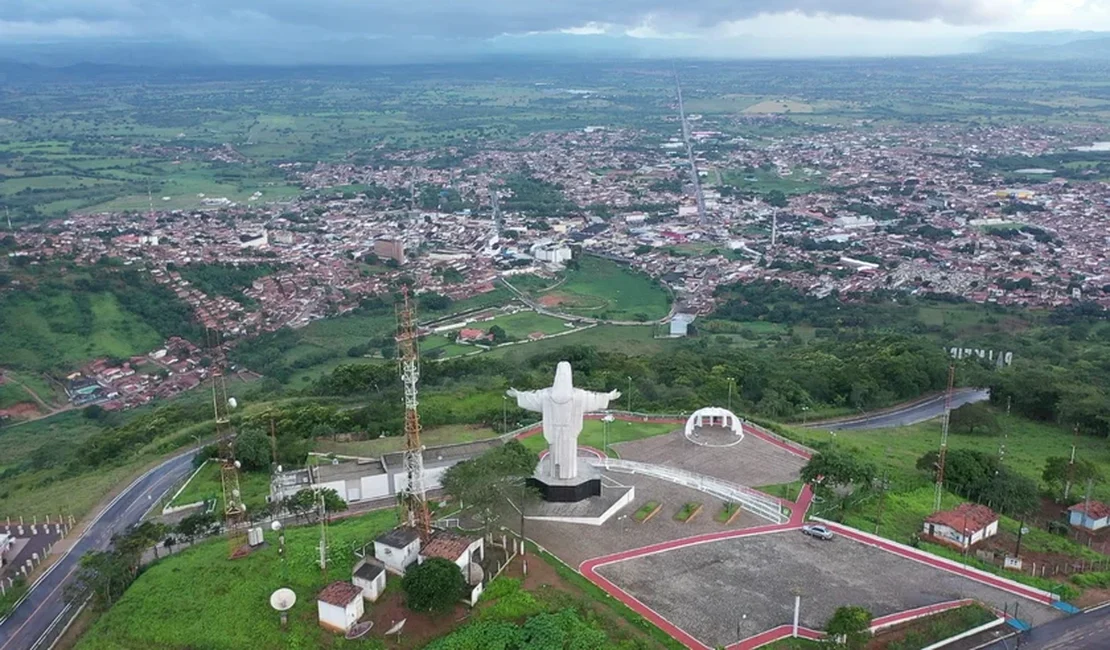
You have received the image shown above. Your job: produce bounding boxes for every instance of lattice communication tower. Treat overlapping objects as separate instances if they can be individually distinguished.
[395,287,432,540]
[933,364,956,513]
[209,328,248,557]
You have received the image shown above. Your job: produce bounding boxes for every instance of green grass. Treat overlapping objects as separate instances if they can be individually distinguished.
[633,501,662,523]
[0,290,163,371]
[714,502,741,523]
[673,502,702,523]
[799,411,1110,503]
[518,419,676,456]
[883,605,998,650]
[168,461,272,512]
[0,577,28,620]
[756,480,805,502]
[313,423,496,457]
[522,256,670,322]
[489,324,675,362]
[76,511,398,650]
[721,168,825,197]
[483,311,575,339]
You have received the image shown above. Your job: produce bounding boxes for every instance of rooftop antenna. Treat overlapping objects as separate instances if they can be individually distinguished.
[396,285,432,541]
[1064,423,1080,501]
[933,364,956,512]
[209,327,248,557]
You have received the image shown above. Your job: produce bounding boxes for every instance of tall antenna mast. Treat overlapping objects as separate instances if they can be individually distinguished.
[771,212,778,249]
[490,186,502,236]
[933,364,956,512]
[396,286,432,541]
[209,328,247,557]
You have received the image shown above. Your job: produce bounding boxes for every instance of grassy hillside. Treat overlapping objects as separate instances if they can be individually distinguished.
[76,511,398,650]
[0,289,162,371]
[524,256,671,322]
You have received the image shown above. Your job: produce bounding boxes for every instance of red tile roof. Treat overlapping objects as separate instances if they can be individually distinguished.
[1069,500,1110,520]
[421,531,475,562]
[317,581,362,607]
[924,503,998,535]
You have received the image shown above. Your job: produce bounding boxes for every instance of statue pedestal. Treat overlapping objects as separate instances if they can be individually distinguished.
[528,457,601,503]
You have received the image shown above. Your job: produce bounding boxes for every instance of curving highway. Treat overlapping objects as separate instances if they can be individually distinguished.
[805,387,991,431]
[0,450,196,650]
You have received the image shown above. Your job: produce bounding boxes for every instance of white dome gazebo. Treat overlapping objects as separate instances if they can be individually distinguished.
[683,407,744,447]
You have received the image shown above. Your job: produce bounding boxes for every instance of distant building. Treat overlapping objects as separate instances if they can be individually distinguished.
[457,328,492,343]
[419,530,484,572]
[239,231,268,249]
[1069,501,1110,532]
[374,238,405,264]
[669,313,696,337]
[374,527,422,575]
[316,581,364,633]
[922,503,999,550]
[529,241,572,265]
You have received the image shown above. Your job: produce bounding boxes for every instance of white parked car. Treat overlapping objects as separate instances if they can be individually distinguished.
[801,524,834,540]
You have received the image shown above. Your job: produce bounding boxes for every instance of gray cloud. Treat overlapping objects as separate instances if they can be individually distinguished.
[2,0,1018,41]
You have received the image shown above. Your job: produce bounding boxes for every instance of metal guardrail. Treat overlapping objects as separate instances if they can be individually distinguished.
[586,457,787,525]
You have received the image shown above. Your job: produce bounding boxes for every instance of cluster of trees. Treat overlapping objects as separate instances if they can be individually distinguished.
[916,449,1039,517]
[499,174,578,217]
[178,262,283,306]
[441,441,538,535]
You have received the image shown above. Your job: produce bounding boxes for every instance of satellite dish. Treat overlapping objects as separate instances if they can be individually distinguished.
[345,621,374,639]
[271,520,283,532]
[385,619,407,636]
[228,397,238,409]
[270,588,296,612]
[463,562,484,586]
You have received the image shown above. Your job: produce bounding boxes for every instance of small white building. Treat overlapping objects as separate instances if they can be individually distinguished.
[419,530,484,573]
[0,532,13,567]
[374,527,422,575]
[316,581,364,633]
[923,503,999,551]
[1069,501,1110,532]
[352,558,387,602]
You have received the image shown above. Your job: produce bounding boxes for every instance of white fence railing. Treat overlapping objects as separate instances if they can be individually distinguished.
[586,457,787,525]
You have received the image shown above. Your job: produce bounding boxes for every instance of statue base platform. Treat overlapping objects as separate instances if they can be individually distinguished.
[528,457,602,503]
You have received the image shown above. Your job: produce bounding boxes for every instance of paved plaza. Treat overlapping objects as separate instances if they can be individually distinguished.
[524,472,770,567]
[596,530,1062,649]
[613,427,806,488]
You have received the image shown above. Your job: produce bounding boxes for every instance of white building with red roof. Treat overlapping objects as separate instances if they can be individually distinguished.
[1069,501,1110,532]
[922,503,999,550]
[316,581,364,633]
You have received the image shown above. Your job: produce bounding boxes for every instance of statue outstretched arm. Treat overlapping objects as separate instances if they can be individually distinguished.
[506,387,545,412]
[580,389,621,413]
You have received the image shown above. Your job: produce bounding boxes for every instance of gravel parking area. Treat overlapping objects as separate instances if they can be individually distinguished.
[613,429,805,488]
[597,530,1061,648]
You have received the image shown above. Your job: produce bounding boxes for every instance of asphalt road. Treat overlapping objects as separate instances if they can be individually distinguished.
[807,387,991,431]
[979,604,1110,650]
[0,450,196,650]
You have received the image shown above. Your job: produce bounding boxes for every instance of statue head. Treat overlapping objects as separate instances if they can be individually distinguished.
[551,361,574,404]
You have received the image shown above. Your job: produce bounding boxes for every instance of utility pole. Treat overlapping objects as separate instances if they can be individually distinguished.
[626,376,633,414]
[1064,424,1079,501]
[727,377,735,412]
[502,395,507,434]
[934,365,956,513]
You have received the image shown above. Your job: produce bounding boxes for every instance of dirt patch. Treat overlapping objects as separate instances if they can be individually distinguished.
[1074,587,1110,609]
[3,401,43,419]
[368,588,471,649]
[538,294,567,307]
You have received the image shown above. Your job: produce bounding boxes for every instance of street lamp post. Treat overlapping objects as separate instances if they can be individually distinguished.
[502,395,507,434]
[626,376,632,414]
[603,413,614,457]
[727,377,735,412]
[191,434,202,452]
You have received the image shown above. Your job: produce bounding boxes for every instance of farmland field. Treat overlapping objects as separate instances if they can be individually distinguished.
[523,256,671,322]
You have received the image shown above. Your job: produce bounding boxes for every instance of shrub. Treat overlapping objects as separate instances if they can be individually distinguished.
[402,557,466,612]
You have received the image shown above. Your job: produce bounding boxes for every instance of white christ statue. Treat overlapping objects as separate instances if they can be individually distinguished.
[507,361,620,481]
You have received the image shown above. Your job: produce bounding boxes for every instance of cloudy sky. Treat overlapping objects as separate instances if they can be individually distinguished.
[2,0,1109,61]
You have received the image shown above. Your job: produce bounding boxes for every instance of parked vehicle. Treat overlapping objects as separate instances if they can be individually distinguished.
[801,524,834,540]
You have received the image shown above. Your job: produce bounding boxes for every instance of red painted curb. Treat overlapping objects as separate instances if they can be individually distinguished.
[818,522,1056,605]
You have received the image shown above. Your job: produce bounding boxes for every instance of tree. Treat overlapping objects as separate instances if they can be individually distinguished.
[442,441,538,534]
[234,427,272,472]
[1043,456,1102,500]
[800,449,876,497]
[488,325,509,344]
[402,557,466,612]
[949,402,999,435]
[826,606,873,649]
